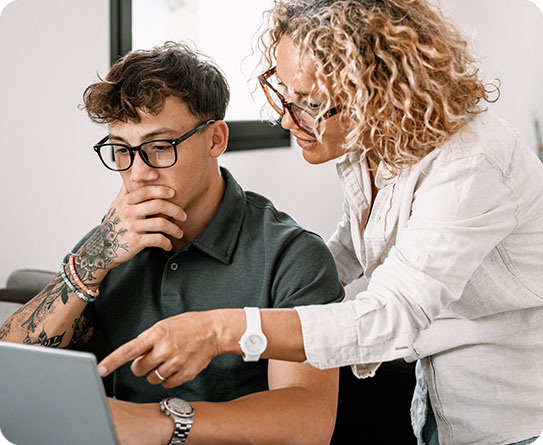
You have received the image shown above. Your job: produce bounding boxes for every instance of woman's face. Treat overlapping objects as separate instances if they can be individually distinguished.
[275,35,347,164]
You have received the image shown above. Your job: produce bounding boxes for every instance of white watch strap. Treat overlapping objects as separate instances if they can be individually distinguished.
[244,307,262,333]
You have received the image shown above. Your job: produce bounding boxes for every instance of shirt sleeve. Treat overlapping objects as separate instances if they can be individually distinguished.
[327,199,365,284]
[296,153,518,371]
[270,230,345,309]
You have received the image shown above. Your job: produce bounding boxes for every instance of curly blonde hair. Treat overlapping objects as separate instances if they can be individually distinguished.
[259,0,499,173]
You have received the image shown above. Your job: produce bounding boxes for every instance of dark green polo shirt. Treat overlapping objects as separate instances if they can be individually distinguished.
[74,168,344,403]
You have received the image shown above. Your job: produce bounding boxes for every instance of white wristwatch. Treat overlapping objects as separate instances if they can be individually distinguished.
[239,307,268,362]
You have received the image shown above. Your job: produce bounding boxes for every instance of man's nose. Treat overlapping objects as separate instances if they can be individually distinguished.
[129,151,160,183]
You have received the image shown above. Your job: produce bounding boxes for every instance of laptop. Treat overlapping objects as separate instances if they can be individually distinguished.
[0,341,118,445]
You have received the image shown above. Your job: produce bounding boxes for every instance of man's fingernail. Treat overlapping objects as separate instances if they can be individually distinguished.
[98,365,107,376]
[168,189,175,197]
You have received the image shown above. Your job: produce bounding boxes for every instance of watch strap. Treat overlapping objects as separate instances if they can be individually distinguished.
[244,307,263,334]
[169,420,192,445]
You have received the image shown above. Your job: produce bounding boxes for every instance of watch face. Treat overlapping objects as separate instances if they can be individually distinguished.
[244,334,266,353]
[165,398,194,418]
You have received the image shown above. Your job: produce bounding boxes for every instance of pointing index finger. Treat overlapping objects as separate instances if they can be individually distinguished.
[97,335,153,377]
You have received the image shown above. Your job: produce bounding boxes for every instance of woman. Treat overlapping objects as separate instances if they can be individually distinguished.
[99,1,543,443]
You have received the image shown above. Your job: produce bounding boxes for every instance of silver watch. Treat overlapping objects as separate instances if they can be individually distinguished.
[160,397,195,445]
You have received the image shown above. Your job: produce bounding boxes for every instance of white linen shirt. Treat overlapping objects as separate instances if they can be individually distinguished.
[295,111,543,444]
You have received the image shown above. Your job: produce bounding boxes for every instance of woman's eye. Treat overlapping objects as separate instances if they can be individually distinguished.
[299,98,320,111]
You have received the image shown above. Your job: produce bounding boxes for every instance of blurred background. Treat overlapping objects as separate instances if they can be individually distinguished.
[0,0,542,297]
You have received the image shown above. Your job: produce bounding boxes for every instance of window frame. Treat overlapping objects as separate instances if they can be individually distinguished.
[109,0,290,152]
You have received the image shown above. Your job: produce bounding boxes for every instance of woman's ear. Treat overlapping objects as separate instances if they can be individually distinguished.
[208,120,229,158]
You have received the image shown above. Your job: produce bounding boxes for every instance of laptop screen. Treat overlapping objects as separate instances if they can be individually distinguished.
[0,342,118,445]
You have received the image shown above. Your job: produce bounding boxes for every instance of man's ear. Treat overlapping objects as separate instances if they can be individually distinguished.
[208,120,229,158]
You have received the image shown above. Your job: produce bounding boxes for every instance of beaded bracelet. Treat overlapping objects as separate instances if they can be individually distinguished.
[68,255,99,298]
[59,262,96,303]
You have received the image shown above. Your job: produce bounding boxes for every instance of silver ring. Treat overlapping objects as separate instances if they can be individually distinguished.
[154,369,166,381]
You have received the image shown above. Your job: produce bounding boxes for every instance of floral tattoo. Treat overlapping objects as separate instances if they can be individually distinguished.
[23,328,66,348]
[78,208,128,281]
[21,276,68,333]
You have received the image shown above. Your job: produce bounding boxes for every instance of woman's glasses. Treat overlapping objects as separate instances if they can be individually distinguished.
[258,66,339,135]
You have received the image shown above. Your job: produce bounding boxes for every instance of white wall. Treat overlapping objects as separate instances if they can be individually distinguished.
[0,0,542,297]
[442,0,543,149]
[0,0,114,286]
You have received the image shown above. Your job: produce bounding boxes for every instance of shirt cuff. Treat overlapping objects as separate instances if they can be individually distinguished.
[295,302,367,369]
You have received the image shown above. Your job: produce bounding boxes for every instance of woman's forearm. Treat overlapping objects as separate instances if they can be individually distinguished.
[214,308,307,362]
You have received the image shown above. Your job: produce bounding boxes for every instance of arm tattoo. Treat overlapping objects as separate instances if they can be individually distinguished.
[69,315,94,348]
[77,208,128,281]
[23,328,66,348]
[21,275,68,333]
[0,318,12,340]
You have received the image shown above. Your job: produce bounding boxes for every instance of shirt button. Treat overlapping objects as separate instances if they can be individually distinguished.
[170,263,179,271]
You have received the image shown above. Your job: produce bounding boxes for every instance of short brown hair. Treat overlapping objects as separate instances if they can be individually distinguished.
[83,41,230,123]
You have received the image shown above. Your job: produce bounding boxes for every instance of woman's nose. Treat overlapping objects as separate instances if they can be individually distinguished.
[280,110,297,132]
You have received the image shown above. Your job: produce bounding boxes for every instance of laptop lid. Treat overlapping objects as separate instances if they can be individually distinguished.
[0,341,118,445]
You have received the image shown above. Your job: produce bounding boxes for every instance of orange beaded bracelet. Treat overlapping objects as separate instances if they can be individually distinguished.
[68,254,100,298]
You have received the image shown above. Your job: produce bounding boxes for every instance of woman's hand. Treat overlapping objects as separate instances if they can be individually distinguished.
[98,310,237,388]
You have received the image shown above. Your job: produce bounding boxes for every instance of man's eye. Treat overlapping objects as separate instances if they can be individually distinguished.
[114,147,129,156]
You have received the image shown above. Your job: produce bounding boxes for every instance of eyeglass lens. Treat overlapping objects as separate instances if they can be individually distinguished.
[98,141,176,171]
[262,73,317,134]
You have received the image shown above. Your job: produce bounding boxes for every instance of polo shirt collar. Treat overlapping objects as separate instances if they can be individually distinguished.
[189,167,246,264]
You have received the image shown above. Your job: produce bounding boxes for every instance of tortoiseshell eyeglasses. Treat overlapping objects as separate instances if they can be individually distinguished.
[258,66,340,135]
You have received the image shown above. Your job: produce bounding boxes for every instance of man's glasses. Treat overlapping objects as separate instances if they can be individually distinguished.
[93,120,216,171]
[258,66,340,135]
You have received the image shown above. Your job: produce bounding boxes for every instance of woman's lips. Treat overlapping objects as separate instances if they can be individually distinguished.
[295,136,318,150]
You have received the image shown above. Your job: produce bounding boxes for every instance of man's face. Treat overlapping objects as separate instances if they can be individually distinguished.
[108,96,218,217]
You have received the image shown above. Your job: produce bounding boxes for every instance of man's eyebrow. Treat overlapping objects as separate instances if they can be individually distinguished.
[109,128,178,144]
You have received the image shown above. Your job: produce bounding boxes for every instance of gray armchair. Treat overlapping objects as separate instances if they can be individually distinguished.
[0,269,55,324]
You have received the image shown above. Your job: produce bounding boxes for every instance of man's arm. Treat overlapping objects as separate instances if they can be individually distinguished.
[108,359,338,445]
[0,272,95,347]
[0,184,186,346]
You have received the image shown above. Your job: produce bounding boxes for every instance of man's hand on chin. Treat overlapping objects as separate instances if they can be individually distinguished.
[107,398,174,445]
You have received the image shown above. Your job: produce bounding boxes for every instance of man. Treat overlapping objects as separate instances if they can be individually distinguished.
[0,42,343,444]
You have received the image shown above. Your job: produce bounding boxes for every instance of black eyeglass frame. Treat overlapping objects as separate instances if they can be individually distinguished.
[258,66,340,135]
[93,119,216,171]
